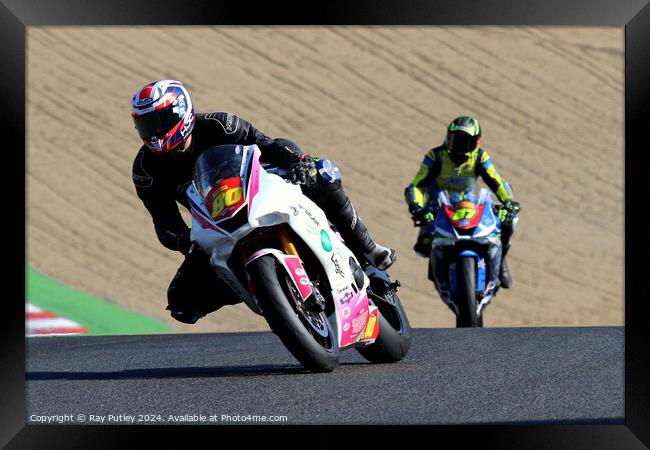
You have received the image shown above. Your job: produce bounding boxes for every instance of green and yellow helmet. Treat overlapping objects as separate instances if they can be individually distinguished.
[445,116,482,155]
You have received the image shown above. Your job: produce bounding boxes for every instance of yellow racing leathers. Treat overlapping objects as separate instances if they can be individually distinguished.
[405,145,513,213]
[404,144,518,289]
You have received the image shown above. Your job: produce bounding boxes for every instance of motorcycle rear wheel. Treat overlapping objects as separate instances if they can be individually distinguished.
[356,281,412,363]
[248,255,340,372]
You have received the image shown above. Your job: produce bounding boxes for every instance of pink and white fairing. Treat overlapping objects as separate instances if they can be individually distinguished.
[187,144,378,348]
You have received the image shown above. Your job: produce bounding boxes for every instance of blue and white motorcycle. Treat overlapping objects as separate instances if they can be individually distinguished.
[425,177,518,327]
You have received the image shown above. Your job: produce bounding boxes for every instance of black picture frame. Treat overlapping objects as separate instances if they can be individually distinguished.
[3,0,648,447]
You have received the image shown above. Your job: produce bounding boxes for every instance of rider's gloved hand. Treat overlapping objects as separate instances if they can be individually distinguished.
[166,228,193,256]
[504,199,521,214]
[500,200,521,223]
[409,205,435,225]
[287,154,317,186]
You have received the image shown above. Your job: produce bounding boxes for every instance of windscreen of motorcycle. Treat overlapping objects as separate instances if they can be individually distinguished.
[192,145,247,220]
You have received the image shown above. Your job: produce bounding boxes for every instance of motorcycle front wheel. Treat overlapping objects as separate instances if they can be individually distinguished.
[455,256,483,328]
[247,255,340,372]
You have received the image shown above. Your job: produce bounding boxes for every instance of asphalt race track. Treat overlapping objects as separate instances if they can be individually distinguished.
[26,327,623,425]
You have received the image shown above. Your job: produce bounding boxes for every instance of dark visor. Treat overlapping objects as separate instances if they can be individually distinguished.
[133,106,179,139]
[447,131,479,154]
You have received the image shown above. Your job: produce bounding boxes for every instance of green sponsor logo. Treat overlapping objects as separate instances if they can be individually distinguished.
[320,229,332,252]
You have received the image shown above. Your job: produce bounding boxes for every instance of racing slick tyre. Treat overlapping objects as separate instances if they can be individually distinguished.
[455,256,483,328]
[356,282,412,363]
[248,255,340,372]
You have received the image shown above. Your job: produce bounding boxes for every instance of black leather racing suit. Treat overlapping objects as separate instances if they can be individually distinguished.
[132,112,375,319]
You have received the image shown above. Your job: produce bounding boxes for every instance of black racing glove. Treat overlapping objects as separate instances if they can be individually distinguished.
[504,199,521,214]
[287,154,317,186]
[499,200,521,224]
[409,205,435,226]
[164,228,193,255]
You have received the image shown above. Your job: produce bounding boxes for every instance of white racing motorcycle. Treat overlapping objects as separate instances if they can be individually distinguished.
[187,144,411,372]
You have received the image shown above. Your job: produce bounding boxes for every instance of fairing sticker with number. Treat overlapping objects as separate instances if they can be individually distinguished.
[205,176,246,221]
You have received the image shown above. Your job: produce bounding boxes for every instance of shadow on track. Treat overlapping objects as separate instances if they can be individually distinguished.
[26,364,308,381]
[26,361,370,381]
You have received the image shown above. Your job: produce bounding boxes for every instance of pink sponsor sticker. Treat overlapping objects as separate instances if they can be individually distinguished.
[337,291,370,347]
[282,256,312,301]
[247,149,261,212]
[352,308,369,335]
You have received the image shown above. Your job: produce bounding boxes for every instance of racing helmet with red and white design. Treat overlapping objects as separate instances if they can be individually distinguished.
[131,80,195,154]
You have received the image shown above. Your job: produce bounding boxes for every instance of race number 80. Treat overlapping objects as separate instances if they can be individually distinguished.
[211,186,243,218]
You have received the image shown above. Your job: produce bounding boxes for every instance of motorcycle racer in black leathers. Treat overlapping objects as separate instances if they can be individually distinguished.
[131,80,397,324]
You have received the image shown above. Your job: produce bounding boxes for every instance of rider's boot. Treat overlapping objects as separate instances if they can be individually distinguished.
[330,198,396,271]
[499,220,515,289]
[167,278,217,325]
[303,165,397,271]
[166,247,240,324]
[413,227,432,257]
[279,138,396,270]
[499,243,513,289]
[167,305,206,324]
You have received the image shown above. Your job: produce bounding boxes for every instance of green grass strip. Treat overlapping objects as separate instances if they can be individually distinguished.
[26,267,172,335]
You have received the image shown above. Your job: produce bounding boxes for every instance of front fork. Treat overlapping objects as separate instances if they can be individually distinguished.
[430,245,500,319]
[449,251,486,293]
[245,225,325,313]
[246,225,379,346]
